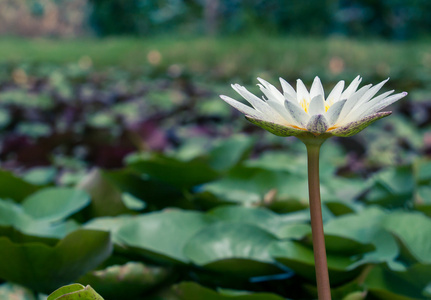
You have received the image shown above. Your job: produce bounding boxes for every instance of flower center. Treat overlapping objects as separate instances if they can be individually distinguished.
[300,98,331,113]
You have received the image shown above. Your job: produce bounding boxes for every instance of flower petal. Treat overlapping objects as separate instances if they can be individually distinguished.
[257,77,285,104]
[265,99,297,125]
[326,80,345,105]
[330,111,392,137]
[220,95,265,119]
[357,92,407,119]
[279,77,297,103]
[306,114,329,134]
[308,94,325,116]
[285,100,310,128]
[231,84,283,121]
[352,78,389,109]
[296,79,310,103]
[325,99,347,126]
[340,75,362,100]
[336,84,372,125]
[245,116,307,137]
[310,76,325,100]
[344,90,394,121]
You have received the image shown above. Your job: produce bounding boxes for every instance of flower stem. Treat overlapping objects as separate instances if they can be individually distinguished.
[306,142,331,300]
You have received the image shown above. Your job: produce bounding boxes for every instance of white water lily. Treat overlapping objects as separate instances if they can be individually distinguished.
[220,76,407,138]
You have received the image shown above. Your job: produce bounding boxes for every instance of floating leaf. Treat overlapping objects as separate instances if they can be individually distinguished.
[0,229,112,293]
[0,171,39,203]
[364,166,414,207]
[365,264,431,300]
[208,135,254,171]
[383,211,431,264]
[48,283,104,300]
[77,169,132,217]
[78,262,171,299]
[174,282,286,300]
[184,222,281,277]
[21,187,90,222]
[116,210,215,264]
[270,241,362,285]
[207,206,283,236]
[128,155,220,189]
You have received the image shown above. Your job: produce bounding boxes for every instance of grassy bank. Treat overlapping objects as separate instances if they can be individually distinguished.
[0,35,430,85]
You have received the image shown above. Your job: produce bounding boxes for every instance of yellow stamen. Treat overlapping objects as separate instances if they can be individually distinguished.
[300,98,309,113]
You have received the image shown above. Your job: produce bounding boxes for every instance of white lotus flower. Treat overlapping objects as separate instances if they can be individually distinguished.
[220,76,407,138]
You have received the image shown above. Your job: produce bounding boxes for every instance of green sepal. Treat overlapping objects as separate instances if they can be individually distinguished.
[330,111,392,137]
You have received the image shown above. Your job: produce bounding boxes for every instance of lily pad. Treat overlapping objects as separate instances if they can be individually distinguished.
[208,135,254,172]
[0,171,39,203]
[21,187,90,222]
[128,154,220,189]
[174,282,286,300]
[116,210,215,264]
[78,262,171,299]
[0,229,112,293]
[77,169,132,217]
[270,241,362,285]
[383,211,431,264]
[365,264,431,300]
[207,206,283,236]
[184,222,281,277]
[48,283,104,300]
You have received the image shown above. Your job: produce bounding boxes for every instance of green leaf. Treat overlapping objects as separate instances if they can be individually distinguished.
[270,241,362,285]
[83,215,132,245]
[207,206,282,236]
[317,234,375,255]
[383,211,431,264]
[202,166,308,206]
[323,207,399,268]
[0,229,112,293]
[48,284,104,300]
[116,210,215,264]
[77,262,171,299]
[0,170,39,203]
[184,222,281,277]
[103,169,183,210]
[77,169,132,217]
[208,135,254,171]
[365,264,431,300]
[0,199,30,226]
[122,193,146,211]
[48,283,88,300]
[277,223,311,239]
[128,154,220,189]
[364,166,414,207]
[21,187,90,222]
[174,282,286,300]
[22,167,57,185]
[415,158,431,184]
[0,199,79,238]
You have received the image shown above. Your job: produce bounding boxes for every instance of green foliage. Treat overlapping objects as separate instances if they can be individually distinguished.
[0,230,112,294]
[1,141,431,298]
[86,0,431,39]
[0,36,430,300]
[48,284,104,300]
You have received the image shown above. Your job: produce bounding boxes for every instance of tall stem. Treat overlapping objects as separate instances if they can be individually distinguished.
[306,142,331,300]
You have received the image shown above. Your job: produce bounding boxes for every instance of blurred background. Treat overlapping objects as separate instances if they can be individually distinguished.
[0,0,430,174]
[1,1,431,299]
